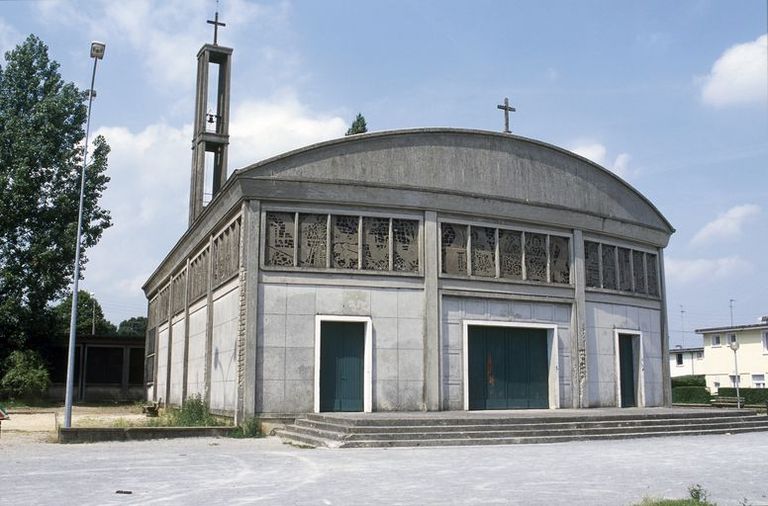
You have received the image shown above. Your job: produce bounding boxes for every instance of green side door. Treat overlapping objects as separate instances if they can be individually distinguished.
[619,334,636,407]
[319,321,365,412]
[468,326,549,409]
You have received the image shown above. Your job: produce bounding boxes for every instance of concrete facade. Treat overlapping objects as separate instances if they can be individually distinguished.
[143,128,674,421]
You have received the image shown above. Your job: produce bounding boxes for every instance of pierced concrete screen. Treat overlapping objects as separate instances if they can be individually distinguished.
[601,244,617,290]
[633,250,646,294]
[171,270,187,315]
[213,218,241,286]
[188,248,209,303]
[618,247,632,291]
[646,253,659,296]
[549,235,570,284]
[392,219,419,272]
[585,241,600,288]
[298,214,327,268]
[332,215,359,269]
[471,226,496,277]
[584,240,659,298]
[156,286,170,324]
[525,232,547,282]
[441,223,468,275]
[362,217,390,271]
[265,212,295,267]
[499,229,523,280]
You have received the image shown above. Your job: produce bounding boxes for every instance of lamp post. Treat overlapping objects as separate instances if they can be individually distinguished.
[730,341,741,409]
[63,41,106,429]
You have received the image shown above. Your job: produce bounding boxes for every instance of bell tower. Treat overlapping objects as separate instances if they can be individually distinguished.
[189,10,232,226]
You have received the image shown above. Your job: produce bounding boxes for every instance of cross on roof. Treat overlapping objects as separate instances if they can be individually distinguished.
[207,10,226,45]
[497,97,516,134]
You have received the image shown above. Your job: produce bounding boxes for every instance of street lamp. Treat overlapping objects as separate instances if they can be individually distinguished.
[730,341,741,409]
[63,41,106,429]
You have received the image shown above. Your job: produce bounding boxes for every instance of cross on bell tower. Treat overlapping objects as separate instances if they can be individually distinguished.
[189,9,233,226]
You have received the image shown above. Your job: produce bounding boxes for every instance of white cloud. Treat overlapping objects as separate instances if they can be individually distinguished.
[691,204,761,245]
[665,256,752,285]
[569,142,636,179]
[701,34,768,107]
[0,17,22,57]
[229,93,347,169]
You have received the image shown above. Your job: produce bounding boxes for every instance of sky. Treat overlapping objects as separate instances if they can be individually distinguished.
[1,0,766,347]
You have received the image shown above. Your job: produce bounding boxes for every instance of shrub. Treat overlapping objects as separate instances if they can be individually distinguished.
[717,387,768,405]
[671,375,706,388]
[167,394,221,427]
[672,386,711,404]
[0,349,50,401]
[230,417,261,438]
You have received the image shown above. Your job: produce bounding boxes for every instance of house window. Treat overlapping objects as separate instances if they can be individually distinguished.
[730,375,740,387]
[712,335,721,346]
[728,334,737,345]
[763,332,768,353]
[752,374,765,388]
[676,353,683,366]
[713,381,720,389]
[696,351,703,360]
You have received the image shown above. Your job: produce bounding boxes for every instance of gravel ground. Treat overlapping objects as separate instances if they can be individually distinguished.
[3,431,768,505]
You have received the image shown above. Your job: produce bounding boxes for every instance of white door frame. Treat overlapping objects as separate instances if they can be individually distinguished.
[613,329,645,408]
[462,320,560,410]
[314,315,373,413]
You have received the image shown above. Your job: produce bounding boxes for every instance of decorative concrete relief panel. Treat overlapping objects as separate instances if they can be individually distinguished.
[209,285,239,413]
[168,319,186,406]
[499,229,522,280]
[155,326,169,403]
[265,212,295,267]
[471,226,496,277]
[186,305,207,398]
[362,217,390,271]
[331,215,359,269]
[297,214,327,268]
[524,232,547,282]
[392,219,419,272]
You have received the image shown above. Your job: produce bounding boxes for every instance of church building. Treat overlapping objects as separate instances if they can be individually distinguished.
[143,31,674,423]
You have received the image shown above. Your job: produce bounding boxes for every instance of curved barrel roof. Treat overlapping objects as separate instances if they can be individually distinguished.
[238,128,673,236]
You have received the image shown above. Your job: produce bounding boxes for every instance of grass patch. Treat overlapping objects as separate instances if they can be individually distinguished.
[635,484,716,506]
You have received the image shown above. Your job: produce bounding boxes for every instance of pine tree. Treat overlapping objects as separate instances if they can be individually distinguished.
[345,113,368,135]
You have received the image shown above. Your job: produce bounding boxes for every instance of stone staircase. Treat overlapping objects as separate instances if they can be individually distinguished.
[274,409,768,448]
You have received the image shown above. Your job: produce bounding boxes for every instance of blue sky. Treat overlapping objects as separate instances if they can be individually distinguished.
[1,0,766,346]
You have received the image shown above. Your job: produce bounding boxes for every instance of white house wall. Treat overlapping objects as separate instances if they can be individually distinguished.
[257,283,425,414]
[585,302,663,407]
[209,280,240,413]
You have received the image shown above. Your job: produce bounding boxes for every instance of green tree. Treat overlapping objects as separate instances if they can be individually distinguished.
[117,316,147,337]
[52,290,117,336]
[345,113,368,135]
[0,35,112,362]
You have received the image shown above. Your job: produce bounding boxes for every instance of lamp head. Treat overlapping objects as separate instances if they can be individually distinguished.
[730,341,740,351]
[90,41,106,60]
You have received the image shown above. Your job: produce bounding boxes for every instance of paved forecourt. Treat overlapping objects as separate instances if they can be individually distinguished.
[3,432,768,505]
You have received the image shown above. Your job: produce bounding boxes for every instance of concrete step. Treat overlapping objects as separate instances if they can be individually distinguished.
[304,409,758,428]
[295,415,766,434]
[338,420,768,442]
[272,428,335,449]
[337,425,768,448]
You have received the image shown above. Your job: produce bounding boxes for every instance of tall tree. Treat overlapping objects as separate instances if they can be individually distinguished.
[52,291,117,336]
[345,113,368,135]
[117,316,147,337]
[0,35,112,362]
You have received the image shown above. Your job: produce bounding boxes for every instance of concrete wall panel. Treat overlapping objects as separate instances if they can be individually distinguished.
[186,304,207,398]
[209,283,240,412]
[168,317,185,406]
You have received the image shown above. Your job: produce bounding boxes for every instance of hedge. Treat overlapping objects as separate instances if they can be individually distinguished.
[672,386,711,404]
[717,388,768,405]
[671,375,706,388]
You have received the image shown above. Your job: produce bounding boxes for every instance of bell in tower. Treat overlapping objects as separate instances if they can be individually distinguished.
[189,9,232,226]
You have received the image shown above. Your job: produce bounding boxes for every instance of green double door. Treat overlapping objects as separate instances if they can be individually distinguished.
[319,321,365,412]
[468,326,549,410]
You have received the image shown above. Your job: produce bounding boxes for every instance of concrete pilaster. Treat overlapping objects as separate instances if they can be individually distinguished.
[239,200,260,418]
[423,211,440,411]
[204,235,214,407]
[572,229,588,408]
[658,248,672,407]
